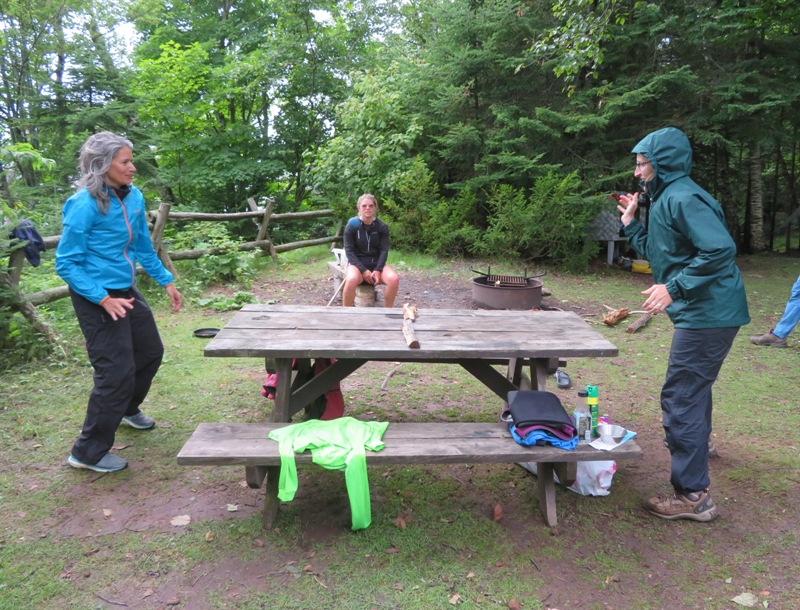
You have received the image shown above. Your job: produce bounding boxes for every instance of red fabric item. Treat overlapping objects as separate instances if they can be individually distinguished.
[261,358,344,420]
[314,358,345,420]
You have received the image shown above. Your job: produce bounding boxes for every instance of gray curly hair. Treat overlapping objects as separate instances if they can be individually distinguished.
[77,131,133,214]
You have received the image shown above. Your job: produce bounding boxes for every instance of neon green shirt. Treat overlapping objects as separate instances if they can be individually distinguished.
[268,417,389,530]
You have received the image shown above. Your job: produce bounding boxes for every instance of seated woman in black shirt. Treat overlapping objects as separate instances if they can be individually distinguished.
[342,194,400,308]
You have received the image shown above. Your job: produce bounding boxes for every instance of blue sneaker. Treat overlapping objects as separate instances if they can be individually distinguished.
[67,453,128,472]
[122,412,156,430]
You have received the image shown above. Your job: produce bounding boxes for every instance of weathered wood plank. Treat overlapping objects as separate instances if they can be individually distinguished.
[177,422,643,529]
[204,338,615,360]
[177,422,643,467]
[204,306,618,361]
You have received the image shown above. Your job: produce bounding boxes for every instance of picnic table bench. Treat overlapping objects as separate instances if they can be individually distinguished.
[177,421,642,528]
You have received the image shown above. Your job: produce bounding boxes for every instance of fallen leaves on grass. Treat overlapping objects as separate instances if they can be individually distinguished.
[393,512,412,529]
[731,591,760,607]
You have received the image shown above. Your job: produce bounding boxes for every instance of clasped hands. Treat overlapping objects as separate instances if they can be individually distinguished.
[615,193,671,314]
[362,269,380,285]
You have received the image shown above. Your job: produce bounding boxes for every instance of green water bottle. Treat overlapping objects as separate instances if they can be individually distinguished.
[586,385,599,437]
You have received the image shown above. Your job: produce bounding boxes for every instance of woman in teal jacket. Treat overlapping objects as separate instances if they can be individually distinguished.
[617,127,749,522]
[56,132,182,473]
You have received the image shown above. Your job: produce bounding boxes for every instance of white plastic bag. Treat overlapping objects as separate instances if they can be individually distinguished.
[568,460,616,496]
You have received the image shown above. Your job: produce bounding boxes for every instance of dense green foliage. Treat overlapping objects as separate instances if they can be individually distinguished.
[2,0,798,244]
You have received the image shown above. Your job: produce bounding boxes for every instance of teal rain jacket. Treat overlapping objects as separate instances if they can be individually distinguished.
[624,127,750,329]
[56,186,174,304]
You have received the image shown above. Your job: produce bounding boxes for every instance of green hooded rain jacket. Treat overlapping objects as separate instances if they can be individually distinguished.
[624,127,750,329]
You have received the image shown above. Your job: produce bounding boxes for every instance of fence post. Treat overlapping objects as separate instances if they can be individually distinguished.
[8,248,25,286]
[151,202,179,279]
[1,269,67,355]
[248,197,279,263]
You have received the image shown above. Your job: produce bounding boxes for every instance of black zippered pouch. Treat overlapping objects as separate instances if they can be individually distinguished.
[502,390,576,440]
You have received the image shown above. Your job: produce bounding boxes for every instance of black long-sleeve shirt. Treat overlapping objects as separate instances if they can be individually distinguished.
[343,216,390,273]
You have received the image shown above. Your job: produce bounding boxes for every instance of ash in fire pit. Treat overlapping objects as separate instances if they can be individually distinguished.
[470,267,546,310]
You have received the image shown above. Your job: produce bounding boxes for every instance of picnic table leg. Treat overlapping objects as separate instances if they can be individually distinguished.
[531,358,548,391]
[554,462,578,487]
[262,465,281,529]
[536,461,558,526]
[271,358,294,422]
[246,466,268,489]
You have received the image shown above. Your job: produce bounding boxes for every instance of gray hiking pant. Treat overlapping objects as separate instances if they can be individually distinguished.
[662,326,739,494]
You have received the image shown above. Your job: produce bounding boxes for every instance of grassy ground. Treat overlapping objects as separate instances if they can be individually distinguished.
[0,248,798,609]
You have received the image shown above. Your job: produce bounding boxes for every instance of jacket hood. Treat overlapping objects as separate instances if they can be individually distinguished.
[632,127,692,200]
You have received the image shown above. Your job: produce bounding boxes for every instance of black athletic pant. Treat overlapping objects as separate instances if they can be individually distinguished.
[69,286,164,464]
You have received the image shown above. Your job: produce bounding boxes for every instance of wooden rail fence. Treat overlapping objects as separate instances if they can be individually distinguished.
[3,198,341,349]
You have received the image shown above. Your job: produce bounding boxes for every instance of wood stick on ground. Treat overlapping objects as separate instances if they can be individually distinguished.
[626,312,654,333]
[381,363,404,391]
[403,303,417,320]
[602,306,629,326]
[326,280,345,306]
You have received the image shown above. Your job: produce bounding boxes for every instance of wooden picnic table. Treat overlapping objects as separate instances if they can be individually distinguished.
[191,304,632,528]
[203,304,619,422]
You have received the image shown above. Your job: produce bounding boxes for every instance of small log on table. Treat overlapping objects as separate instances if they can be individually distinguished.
[402,303,420,348]
[626,313,654,334]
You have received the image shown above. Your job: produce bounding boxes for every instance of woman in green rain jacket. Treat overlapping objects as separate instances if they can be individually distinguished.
[616,127,749,522]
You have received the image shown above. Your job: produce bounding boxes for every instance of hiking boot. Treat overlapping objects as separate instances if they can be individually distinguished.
[644,488,718,522]
[749,331,787,348]
[67,453,128,473]
[122,412,156,430]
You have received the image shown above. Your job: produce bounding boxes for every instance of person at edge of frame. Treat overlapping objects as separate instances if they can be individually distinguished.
[749,273,800,348]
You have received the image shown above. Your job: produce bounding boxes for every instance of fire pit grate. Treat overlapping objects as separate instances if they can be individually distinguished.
[469,266,545,287]
[485,273,527,287]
